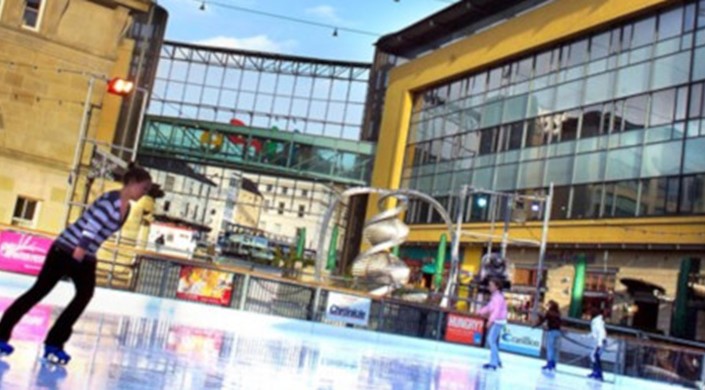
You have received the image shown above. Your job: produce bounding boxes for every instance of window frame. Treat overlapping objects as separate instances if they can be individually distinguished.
[22,0,47,31]
[12,196,40,228]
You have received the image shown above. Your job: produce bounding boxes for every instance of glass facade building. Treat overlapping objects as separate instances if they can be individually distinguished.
[400,0,705,224]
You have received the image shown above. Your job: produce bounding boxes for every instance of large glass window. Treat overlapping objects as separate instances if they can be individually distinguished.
[620,95,648,131]
[684,137,705,174]
[518,160,544,189]
[616,62,650,98]
[503,95,528,123]
[590,32,611,60]
[694,47,705,81]
[604,180,639,217]
[572,184,603,218]
[680,174,705,213]
[545,156,573,186]
[640,176,679,215]
[581,105,603,138]
[550,186,570,219]
[559,110,580,141]
[606,146,641,181]
[641,140,683,177]
[574,151,605,184]
[659,8,683,40]
[555,80,584,111]
[631,17,656,48]
[650,89,676,126]
[584,72,614,105]
[651,51,691,90]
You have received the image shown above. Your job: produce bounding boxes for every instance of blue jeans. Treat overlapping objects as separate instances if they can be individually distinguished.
[487,323,503,366]
[546,330,561,366]
[591,346,603,378]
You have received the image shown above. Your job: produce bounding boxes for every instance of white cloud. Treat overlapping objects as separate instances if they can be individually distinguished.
[194,35,298,53]
[305,5,342,24]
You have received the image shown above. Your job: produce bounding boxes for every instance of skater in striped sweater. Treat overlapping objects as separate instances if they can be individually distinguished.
[0,163,151,365]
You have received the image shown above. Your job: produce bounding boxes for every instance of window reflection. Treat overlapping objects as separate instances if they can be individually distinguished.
[403,1,705,224]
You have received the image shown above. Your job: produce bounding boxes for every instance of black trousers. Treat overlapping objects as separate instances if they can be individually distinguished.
[0,243,96,349]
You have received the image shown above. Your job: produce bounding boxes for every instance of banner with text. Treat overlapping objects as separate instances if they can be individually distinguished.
[0,230,53,276]
[176,266,234,306]
[325,292,371,327]
[445,313,485,346]
[499,323,543,357]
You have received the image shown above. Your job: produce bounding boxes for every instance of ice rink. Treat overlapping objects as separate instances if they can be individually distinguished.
[0,272,685,389]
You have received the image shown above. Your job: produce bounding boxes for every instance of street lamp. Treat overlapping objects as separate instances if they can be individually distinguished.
[107,78,135,96]
[106,77,149,161]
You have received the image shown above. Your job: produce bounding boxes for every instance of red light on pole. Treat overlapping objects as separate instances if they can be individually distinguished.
[107,77,134,96]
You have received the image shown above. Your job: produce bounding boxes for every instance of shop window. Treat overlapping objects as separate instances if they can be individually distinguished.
[513,267,547,287]
[582,270,617,320]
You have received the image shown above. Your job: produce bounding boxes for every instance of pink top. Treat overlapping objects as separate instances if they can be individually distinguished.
[477,291,508,325]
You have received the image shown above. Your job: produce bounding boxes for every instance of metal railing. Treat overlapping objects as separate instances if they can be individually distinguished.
[127,255,705,388]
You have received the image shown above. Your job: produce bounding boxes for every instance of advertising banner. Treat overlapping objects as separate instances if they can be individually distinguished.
[499,323,543,357]
[325,292,371,327]
[0,230,53,276]
[445,313,485,346]
[176,266,234,306]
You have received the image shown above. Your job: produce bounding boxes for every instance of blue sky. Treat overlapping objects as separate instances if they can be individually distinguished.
[159,0,453,62]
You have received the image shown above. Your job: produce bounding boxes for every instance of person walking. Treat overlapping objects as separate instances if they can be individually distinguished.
[588,307,607,381]
[0,164,152,365]
[534,300,562,372]
[477,277,508,370]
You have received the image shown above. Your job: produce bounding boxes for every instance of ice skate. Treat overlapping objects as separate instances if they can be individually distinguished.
[42,346,71,365]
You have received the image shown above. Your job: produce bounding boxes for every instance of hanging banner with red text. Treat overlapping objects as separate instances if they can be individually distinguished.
[445,313,485,346]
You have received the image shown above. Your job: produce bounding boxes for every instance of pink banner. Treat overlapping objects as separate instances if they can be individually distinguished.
[0,230,53,276]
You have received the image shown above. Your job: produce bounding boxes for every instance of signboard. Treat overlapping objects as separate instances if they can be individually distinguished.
[148,223,198,258]
[445,313,485,346]
[0,230,53,276]
[325,292,371,327]
[176,266,234,306]
[499,323,543,357]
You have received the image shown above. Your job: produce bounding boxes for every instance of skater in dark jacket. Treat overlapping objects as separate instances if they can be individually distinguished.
[0,164,152,364]
[534,300,562,372]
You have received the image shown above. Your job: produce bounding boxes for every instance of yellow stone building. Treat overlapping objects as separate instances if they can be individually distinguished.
[0,0,166,234]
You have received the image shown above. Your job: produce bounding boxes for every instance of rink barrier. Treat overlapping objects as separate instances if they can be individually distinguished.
[0,224,703,387]
[132,255,705,388]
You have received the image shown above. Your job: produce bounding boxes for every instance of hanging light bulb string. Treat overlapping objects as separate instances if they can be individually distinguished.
[195,0,381,37]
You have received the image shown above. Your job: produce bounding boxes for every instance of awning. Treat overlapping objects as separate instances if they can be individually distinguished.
[620,278,666,295]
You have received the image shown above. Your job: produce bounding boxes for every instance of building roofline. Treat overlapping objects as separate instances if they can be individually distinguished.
[376,0,550,56]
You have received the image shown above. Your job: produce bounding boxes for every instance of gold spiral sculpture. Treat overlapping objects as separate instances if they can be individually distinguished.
[351,194,411,290]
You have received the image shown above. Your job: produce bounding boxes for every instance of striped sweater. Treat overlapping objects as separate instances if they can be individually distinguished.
[56,191,128,257]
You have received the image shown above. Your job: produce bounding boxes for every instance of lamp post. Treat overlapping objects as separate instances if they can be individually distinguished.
[132,87,149,161]
[62,76,96,227]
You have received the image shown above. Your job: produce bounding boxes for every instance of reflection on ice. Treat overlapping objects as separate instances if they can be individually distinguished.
[0,274,685,390]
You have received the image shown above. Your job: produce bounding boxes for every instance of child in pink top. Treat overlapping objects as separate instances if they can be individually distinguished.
[477,278,508,370]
